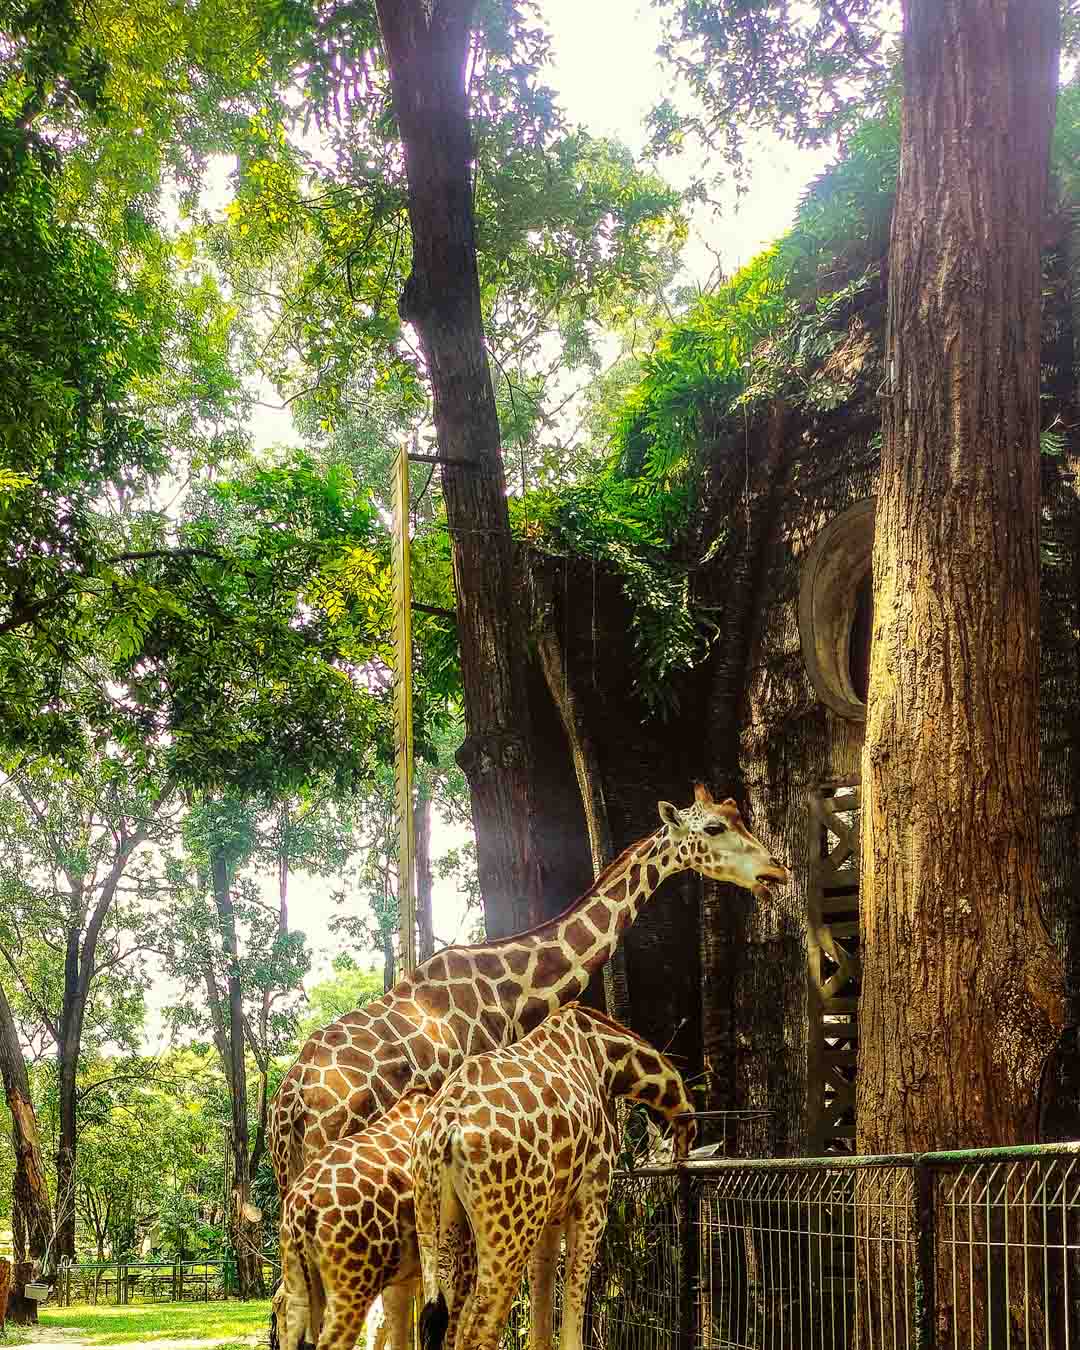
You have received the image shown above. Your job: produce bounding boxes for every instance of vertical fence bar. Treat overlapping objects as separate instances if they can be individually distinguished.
[914,1159,936,1350]
[678,1166,697,1350]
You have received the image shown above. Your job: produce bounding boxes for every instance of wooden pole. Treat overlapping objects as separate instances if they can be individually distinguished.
[392,447,417,978]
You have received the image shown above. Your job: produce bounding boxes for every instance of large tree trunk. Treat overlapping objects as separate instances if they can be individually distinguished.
[210,849,263,1300]
[858,0,1064,1338]
[374,0,541,939]
[53,927,81,1267]
[532,569,628,1021]
[0,984,51,1325]
[859,0,1063,1157]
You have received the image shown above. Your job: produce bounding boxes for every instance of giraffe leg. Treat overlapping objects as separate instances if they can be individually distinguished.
[383,1280,416,1350]
[557,1196,607,1350]
[454,1251,531,1350]
[311,1291,372,1350]
[456,1211,545,1350]
[526,1223,563,1350]
[280,1233,316,1350]
[443,1230,479,1350]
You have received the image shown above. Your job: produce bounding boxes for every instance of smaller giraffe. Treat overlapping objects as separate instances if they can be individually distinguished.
[277,1090,434,1350]
[413,1003,696,1350]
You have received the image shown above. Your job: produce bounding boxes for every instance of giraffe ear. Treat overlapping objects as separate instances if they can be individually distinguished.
[658,801,687,835]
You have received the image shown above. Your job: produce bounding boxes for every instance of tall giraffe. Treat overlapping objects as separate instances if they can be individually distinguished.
[269,784,787,1202]
[276,1090,432,1350]
[413,1002,696,1350]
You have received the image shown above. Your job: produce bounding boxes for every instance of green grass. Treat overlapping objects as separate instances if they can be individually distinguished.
[36,1299,271,1345]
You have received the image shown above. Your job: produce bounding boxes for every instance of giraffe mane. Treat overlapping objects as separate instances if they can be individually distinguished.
[441,832,663,956]
[555,1002,687,1081]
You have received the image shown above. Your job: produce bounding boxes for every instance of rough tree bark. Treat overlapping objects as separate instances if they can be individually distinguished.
[0,984,51,1324]
[210,849,263,1300]
[859,0,1063,1156]
[858,0,1064,1338]
[701,406,797,1153]
[374,0,541,939]
[531,567,628,1021]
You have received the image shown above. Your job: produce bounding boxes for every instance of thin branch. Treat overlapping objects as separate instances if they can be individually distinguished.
[0,946,58,1042]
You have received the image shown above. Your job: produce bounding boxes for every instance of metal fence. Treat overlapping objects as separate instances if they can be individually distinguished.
[554,1143,1080,1350]
[53,1256,277,1306]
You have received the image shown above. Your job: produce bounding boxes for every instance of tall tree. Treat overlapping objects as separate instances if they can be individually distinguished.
[0,757,177,1261]
[167,798,285,1300]
[0,982,52,1322]
[858,0,1064,1152]
[651,0,1070,1155]
[372,0,540,938]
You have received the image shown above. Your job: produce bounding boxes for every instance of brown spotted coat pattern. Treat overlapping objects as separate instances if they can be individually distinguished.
[412,1004,698,1350]
[268,785,788,1211]
[277,1091,430,1350]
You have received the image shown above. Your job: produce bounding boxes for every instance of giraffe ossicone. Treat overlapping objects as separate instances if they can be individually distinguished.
[413,1002,696,1350]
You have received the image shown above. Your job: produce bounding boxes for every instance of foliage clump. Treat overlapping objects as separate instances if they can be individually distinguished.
[525,111,901,713]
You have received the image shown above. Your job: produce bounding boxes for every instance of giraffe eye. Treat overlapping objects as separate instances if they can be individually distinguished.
[704,822,727,836]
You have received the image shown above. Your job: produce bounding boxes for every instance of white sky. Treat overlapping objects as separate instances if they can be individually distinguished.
[147,0,829,1048]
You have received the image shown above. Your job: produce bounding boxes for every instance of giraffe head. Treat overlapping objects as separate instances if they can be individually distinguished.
[657,782,790,899]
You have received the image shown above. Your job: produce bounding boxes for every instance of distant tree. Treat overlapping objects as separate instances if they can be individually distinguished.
[162,797,307,1299]
[0,979,52,1316]
[72,1056,218,1262]
[296,957,384,1041]
[0,755,177,1262]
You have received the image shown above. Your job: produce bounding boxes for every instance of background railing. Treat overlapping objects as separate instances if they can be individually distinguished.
[521,1143,1080,1350]
[53,1256,278,1305]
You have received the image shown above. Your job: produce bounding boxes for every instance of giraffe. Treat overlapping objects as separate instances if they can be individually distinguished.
[276,1089,433,1350]
[412,1002,697,1350]
[269,784,787,1198]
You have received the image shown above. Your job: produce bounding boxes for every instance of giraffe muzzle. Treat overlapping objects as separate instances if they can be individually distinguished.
[753,863,791,900]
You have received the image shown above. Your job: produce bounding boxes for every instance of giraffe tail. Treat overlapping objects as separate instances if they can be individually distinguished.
[419,1292,449,1350]
[419,1132,468,1350]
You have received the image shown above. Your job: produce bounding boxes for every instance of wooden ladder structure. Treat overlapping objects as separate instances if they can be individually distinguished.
[806,778,862,1154]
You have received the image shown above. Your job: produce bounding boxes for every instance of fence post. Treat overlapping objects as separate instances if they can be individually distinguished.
[913,1158,936,1350]
[678,1165,698,1350]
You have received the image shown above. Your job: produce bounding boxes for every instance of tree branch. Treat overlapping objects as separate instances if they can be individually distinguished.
[0,949,58,1043]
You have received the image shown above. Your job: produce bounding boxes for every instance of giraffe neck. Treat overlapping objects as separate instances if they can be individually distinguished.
[567,1010,693,1121]
[553,826,681,972]
[489,828,680,1036]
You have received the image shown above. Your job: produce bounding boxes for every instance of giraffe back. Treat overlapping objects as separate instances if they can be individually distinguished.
[269,925,605,1192]
[413,1003,694,1245]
